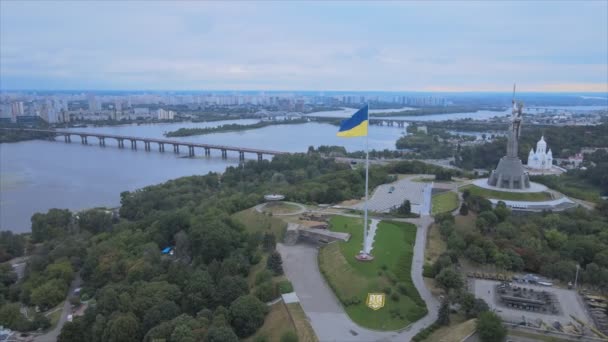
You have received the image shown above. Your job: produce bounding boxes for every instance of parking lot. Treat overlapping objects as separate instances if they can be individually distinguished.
[472,279,593,326]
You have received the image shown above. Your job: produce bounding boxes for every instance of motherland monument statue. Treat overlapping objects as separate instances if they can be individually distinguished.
[487,85,531,189]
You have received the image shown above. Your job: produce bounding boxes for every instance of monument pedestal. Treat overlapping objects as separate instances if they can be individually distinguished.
[355,251,374,262]
[488,156,530,190]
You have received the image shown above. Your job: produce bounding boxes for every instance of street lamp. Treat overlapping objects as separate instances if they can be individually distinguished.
[574,264,580,289]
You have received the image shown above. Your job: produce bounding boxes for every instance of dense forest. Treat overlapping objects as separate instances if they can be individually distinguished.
[395,124,476,159]
[429,193,608,291]
[0,153,394,341]
[455,123,608,169]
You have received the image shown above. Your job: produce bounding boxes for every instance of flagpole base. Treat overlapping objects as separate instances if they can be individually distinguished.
[355,251,374,262]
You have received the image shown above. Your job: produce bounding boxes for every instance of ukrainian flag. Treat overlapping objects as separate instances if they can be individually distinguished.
[337,104,368,137]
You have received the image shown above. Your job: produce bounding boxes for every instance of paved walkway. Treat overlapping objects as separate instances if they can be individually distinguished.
[278,214,439,342]
[254,201,307,216]
[364,219,380,254]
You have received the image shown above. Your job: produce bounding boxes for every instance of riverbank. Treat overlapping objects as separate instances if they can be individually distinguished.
[165,118,337,137]
[371,106,505,118]
[0,128,54,143]
[166,119,304,137]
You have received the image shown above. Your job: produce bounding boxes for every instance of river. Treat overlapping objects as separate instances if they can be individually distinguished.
[1,119,406,232]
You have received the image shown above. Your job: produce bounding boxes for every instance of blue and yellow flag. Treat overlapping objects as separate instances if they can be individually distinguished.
[337,104,368,137]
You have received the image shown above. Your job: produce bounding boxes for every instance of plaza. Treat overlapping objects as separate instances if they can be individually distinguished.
[352,176,432,215]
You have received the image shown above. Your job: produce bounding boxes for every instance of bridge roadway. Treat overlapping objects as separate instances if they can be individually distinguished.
[309,116,408,127]
[2,128,287,161]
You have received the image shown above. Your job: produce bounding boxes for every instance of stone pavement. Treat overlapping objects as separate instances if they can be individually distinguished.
[352,176,431,214]
[472,279,593,326]
[363,219,380,254]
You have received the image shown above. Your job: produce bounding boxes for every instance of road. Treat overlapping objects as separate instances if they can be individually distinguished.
[34,274,81,342]
[278,214,439,341]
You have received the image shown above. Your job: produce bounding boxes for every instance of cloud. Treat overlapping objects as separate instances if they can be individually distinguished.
[1,1,607,91]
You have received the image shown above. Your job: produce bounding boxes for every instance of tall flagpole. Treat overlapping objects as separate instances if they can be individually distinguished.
[363,102,369,255]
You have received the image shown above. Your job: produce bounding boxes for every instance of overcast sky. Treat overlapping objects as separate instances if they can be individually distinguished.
[1,1,607,92]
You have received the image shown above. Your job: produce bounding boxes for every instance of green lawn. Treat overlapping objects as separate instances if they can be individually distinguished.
[531,174,601,203]
[245,302,297,342]
[318,216,427,330]
[460,184,553,202]
[232,208,288,241]
[431,191,459,215]
[261,202,301,215]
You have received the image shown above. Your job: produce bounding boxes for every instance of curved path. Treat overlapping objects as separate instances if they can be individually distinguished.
[278,214,439,341]
[254,201,307,216]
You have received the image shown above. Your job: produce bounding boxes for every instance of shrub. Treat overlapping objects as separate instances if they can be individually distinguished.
[254,281,277,303]
[389,308,404,319]
[406,305,428,322]
[397,282,408,295]
[386,271,398,284]
[253,336,268,342]
[250,252,262,265]
[459,203,469,216]
[229,295,267,338]
[390,292,400,302]
[412,322,440,341]
[255,270,273,285]
[422,264,435,278]
[33,313,51,330]
[280,331,298,342]
[435,267,463,290]
[383,287,392,295]
[262,233,276,252]
[477,311,506,342]
[266,251,284,275]
[439,221,455,238]
[434,212,455,224]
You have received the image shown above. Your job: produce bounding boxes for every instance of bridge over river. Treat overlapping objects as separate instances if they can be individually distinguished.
[309,116,408,127]
[2,128,287,161]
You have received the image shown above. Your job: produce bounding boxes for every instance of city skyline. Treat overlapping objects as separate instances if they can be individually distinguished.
[1,1,607,92]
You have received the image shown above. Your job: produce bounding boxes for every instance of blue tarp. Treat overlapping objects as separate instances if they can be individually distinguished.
[161,247,172,254]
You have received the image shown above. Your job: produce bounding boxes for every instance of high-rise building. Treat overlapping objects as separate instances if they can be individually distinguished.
[59,110,70,123]
[11,101,24,117]
[0,104,12,122]
[156,108,175,120]
[88,94,100,112]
